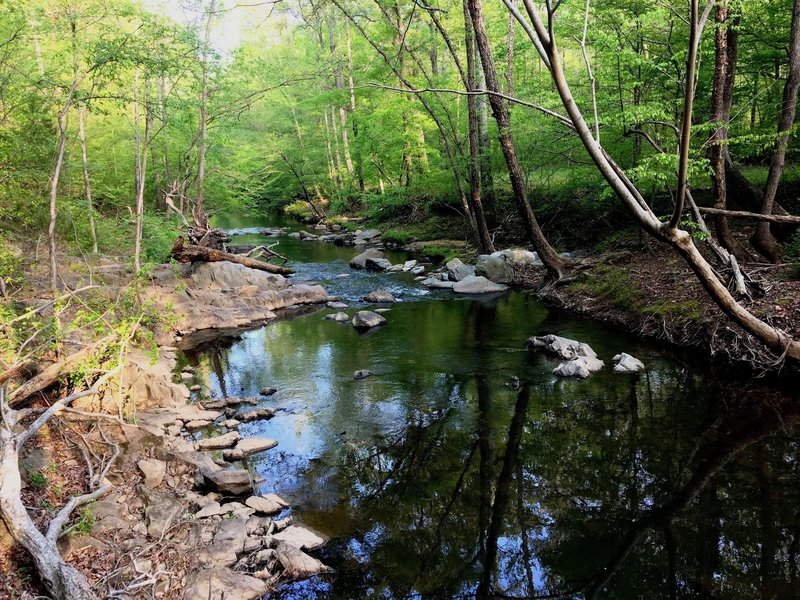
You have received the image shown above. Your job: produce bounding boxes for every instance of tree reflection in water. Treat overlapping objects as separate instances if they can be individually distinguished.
[188,297,800,599]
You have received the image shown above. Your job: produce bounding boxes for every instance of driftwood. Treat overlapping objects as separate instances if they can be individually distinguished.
[171,237,294,275]
[0,360,38,387]
[8,337,114,408]
[698,207,800,224]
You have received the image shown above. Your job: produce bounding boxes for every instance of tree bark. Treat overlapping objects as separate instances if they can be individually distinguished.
[328,10,355,181]
[751,0,800,262]
[345,22,365,192]
[463,0,494,254]
[467,0,564,280]
[133,73,151,274]
[195,0,216,224]
[77,105,97,254]
[709,2,747,258]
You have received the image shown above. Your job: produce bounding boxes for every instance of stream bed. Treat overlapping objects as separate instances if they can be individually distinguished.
[183,213,800,599]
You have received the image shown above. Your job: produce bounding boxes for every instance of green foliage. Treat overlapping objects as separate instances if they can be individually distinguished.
[28,471,48,490]
[70,503,96,535]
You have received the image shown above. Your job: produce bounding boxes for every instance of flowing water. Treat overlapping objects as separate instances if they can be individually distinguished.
[182,213,800,599]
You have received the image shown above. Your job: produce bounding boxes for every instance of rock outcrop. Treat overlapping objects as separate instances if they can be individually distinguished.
[613,353,646,373]
[528,334,605,379]
[453,275,509,294]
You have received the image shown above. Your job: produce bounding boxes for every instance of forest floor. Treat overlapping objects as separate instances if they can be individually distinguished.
[516,237,800,374]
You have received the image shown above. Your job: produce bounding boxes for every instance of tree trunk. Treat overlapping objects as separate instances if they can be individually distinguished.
[48,99,71,291]
[195,0,216,223]
[157,75,170,212]
[328,10,355,181]
[323,109,338,187]
[751,0,800,262]
[709,1,747,258]
[171,238,294,275]
[77,105,97,254]
[463,0,494,254]
[345,22,365,192]
[133,74,151,274]
[506,0,515,111]
[467,0,564,280]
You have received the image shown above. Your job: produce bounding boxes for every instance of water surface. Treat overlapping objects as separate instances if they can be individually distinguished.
[184,213,800,599]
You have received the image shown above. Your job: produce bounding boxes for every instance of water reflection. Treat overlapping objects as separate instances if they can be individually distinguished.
[187,213,800,599]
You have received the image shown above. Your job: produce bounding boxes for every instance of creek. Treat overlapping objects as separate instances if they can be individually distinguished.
[182,212,800,599]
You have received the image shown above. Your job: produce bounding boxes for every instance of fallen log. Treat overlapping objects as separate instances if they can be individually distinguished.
[0,360,38,387]
[698,207,800,224]
[8,336,114,408]
[171,237,294,275]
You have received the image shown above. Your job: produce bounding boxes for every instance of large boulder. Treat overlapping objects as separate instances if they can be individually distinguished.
[324,311,350,322]
[363,289,396,303]
[613,353,645,374]
[190,261,287,291]
[452,275,509,294]
[475,254,515,284]
[350,248,385,269]
[355,228,381,241]
[446,258,475,282]
[202,467,253,495]
[352,311,387,329]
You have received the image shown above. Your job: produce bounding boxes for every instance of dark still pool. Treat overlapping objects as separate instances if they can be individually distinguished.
[184,215,800,599]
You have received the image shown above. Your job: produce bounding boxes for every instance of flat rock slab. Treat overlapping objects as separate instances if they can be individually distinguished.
[195,501,223,519]
[453,275,509,294]
[245,493,289,515]
[228,437,278,460]
[272,525,327,550]
[175,407,222,422]
[352,310,387,329]
[197,431,241,450]
[202,467,253,495]
[213,516,247,554]
[327,301,348,309]
[238,408,275,422]
[276,542,334,580]
[185,419,213,431]
[186,566,267,600]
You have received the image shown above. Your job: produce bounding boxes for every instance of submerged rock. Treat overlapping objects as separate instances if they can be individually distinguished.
[259,387,277,396]
[613,353,645,373]
[238,407,275,422]
[327,301,349,309]
[325,311,350,322]
[354,369,370,380]
[363,289,395,303]
[453,275,509,294]
[352,310,387,329]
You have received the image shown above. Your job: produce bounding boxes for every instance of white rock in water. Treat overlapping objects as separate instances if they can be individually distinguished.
[352,310,387,329]
[411,265,425,275]
[402,260,418,271]
[530,334,605,378]
[325,312,350,322]
[612,353,645,373]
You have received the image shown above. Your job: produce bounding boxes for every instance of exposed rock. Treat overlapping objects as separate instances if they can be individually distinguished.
[365,257,393,271]
[452,275,509,294]
[143,490,182,538]
[238,407,275,422]
[529,334,605,379]
[446,258,475,282]
[259,387,277,396]
[298,230,317,240]
[197,431,241,450]
[221,419,241,430]
[245,493,289,515]
[189,384,202,392]
[275,542,333,579]
[613,353,645,374]
[195,502,223,519]
[363,289,395,303]
[137,459,166,489]
[411,265,425,276]
[234,437,278,456]
[272,525,327,550]
[327,301,348,309]
[185,566,267,600]
[201,400,226,409]
[402,260,418,271]
[387,264,404,272]
[352,310,386,329]
[185,419,213,431]
[355,228,381,241]
[202,466,253,495]
[175,406,222,422]
[493,248,541,266]
[425,279,456,289]
[190,261,286,291]
[350,248,384,269]
[213,517,247,554]
[475,254,515,284]
[354,370,370,380]
[325,312,350,323]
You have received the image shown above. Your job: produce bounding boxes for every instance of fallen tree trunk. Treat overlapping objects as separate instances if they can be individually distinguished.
[699,207,800,224]
[171,237,294,275]
[8,337,114,408]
